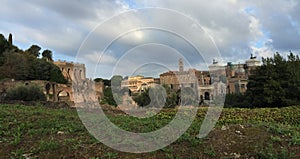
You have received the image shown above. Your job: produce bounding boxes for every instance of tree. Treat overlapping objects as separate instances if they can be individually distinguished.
[180,87,198,106]
[8,33,12,46]
[285,52,300,105]
[0,51,30,80]
[0,34,9,56]
[133,84,179,108]
[133,88,151,107]
[28,58,67,83]
[163,85,179,108]
[111,75,123,89]
[0,34,9,65]
[26,45,41,58]
[224,93,250,108]
[246,52,300,108]
[42,49,53,61]
[100,87,117,106]
[0,33,66,83]
[49,64,67,84]
[94,78,111,86]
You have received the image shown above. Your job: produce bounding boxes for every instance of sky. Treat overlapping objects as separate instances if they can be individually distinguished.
[1,0,300,79]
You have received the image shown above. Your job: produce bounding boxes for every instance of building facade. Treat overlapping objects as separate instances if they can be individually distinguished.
[121,75,159,94]
[225,54,260,94]
[0,60,104,105]
[159,56,260,104]
[54,60,103,103]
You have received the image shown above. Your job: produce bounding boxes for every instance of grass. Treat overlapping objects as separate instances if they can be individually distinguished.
[0,104,299,158]
[203,144,216,157]
[38,140,61,151]
[257,143,293,159]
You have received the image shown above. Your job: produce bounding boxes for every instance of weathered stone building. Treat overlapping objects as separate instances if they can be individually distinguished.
[160,59,216,102]
[225,54,260,94]
[53,60,104,103]
[159,56,260,103]
[0,60,104,105]
[54,60,86,83]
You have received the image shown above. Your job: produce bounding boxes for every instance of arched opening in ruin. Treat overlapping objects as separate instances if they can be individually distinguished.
[204,92,210,100]
[58,90,70,101]
[45,83,51,94]
[67,68,71,81]
[140,83,148,92]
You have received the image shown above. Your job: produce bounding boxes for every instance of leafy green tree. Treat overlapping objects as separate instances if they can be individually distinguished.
[100,87,117,106]
[180,87,198,106]
[163,85,179,108]
[0,52,30,80]
[0,34,10,65]
[111,75,123,89]
[49,64,67,84]
[246,52,300,108]
[0,33,67,84]
[27,58,67,83]
[0,34,9,55]
[133,88,151,107]
[29,58,51,80]
[285,52,300,105]
[133,84,179,108]
[42,49,53,61]
[224,93,250,108]
[26,45,41,58]
[94,78,111,86]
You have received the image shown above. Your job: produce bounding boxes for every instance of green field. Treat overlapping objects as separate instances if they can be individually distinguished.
[0,104,299,158]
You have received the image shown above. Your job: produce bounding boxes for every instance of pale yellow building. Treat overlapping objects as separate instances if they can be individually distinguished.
[121,75,157,94]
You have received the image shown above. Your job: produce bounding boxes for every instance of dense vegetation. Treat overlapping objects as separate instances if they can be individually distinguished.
[5,84,46,101]
[94,78,111,86]
[0,104,299,158]
[99,75,126,106]
[100,87,119,106]
[0,33,67,83]
[225,52,300,108]
[133,85,180,108]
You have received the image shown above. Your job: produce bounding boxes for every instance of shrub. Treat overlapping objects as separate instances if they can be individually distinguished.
[224,93,251,108]
[5,84,46,101]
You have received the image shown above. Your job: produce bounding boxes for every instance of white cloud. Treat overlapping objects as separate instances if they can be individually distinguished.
[84,51,117,65]
[1,0,300,78]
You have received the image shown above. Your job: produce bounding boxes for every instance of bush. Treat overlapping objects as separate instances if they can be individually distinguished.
[5,84,46,101]
[224,93,251,108]
[100,87,117,106]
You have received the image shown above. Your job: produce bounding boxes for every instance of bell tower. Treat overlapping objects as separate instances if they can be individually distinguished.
[179,58,184,72]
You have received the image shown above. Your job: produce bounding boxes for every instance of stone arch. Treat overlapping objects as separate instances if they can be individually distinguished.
[57,90,70,101]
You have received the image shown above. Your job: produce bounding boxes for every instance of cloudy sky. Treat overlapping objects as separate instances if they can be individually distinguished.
[1,0,300,79]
